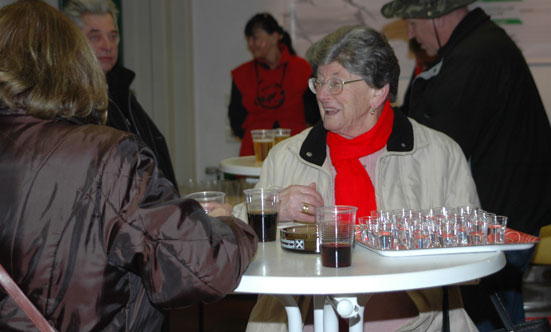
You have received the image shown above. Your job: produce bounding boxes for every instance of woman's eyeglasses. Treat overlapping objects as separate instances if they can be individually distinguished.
[308,77,364,95]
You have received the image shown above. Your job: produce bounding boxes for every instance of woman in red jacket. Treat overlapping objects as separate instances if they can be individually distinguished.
[229,13,320,156]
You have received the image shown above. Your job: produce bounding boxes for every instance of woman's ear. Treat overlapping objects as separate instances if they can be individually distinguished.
[271,31,283,42]
[370,84,390,109]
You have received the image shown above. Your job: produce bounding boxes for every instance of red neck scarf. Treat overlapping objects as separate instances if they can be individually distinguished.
[326,101,394,222]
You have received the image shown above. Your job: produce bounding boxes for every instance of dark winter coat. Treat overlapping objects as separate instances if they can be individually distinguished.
[106,63,178,192]
[0,107,257,331]
[405,8,551,235]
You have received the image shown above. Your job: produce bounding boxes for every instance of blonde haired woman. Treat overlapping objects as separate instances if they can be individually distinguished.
[0,1,257,331]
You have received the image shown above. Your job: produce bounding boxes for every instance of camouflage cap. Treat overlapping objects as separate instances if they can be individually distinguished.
[381,0,476,19]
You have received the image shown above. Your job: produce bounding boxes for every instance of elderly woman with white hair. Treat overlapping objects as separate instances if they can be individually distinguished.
[236,25,480,331]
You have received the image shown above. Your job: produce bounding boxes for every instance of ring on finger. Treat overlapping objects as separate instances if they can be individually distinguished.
[301,203,310,215]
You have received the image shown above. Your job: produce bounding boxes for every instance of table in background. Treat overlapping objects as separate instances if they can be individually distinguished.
[219,156,261,178]
[234,237,506,332]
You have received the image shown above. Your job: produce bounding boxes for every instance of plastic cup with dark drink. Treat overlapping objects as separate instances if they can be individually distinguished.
[244,188,279,242]
[317,205,357,268]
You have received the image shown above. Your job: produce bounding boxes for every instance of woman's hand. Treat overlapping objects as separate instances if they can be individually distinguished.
[278,183,324,223]
[208,203,234,217]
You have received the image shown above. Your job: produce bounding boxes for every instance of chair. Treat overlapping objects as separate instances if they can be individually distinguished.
[0,263,57,332]
[523,225,551,322]
[531,224,551,265]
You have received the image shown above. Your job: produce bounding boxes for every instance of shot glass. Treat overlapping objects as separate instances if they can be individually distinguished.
[468,212,488,245]
[357,216,369,244]
[377,218,395,250]
[456,215,470,246]
[393,211,413,250]
[359,216,379,248]
[367,216,380,248]
[488,215,507,244]
[272,128,291,145]
[408,216,431,249]
[184,191,225,214]
[317,206,357,268]
[251,129,275,163]
[438,214,458,248]
[358,216,377,245]
[244,188,279,242]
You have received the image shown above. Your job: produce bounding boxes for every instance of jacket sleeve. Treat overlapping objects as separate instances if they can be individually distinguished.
[228,80,247,138]
[441,133,481,208]
[100,136,258,308]
[128,93,180,194]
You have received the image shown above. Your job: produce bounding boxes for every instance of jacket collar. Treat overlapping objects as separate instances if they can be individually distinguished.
[0,104,22,116]
[0,104,100,125]
[438,7,489,58]
[299,107,414,167]
[255,43,291,70]
[106,63,136,93]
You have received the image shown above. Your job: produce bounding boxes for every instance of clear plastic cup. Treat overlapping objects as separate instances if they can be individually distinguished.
[184,191,225,213]
[272,128,291,145]
[244,188,279,242]
[488,215,507,244]
[438,214,458,248]
[251,129,275,162]
[316,206,357,267]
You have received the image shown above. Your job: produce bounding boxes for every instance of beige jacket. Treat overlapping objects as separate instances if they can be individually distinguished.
[236,110,480,331]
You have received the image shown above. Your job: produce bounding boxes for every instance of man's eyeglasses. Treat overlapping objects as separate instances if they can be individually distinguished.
[308,77,364,95]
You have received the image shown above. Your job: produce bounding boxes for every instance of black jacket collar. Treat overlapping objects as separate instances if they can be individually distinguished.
[106,63,135,94]
[299,108,414,167]
[439,8,489,58]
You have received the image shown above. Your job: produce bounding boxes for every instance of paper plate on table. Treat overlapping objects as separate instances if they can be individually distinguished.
[280,225,320,253]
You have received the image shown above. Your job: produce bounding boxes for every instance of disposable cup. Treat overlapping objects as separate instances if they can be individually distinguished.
[488,215,507,244]
[244,188,279,242]
[251,129,275,163]
[316,205,357,268]
[272,128,291,145]
[185,191,225,213]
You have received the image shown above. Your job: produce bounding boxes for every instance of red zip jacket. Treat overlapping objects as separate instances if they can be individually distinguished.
[231,44,312,156]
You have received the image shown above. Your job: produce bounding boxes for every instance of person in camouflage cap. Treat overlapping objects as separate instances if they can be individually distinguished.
[381,0,475,19]
[379,0,551,332]
[381,0,477,57]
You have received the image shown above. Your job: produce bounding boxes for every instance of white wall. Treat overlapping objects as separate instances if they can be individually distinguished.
[122,0,196,190]
[122,0,551,188]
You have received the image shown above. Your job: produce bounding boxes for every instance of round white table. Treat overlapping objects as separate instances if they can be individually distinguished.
[219,156,261,177]
[235,236,507,332]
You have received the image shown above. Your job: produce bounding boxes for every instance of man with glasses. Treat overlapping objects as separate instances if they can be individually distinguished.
[64,0,178,192]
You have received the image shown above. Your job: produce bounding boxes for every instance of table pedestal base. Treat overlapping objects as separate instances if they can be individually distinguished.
[275,295,303,332]
[312,294,372,331]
